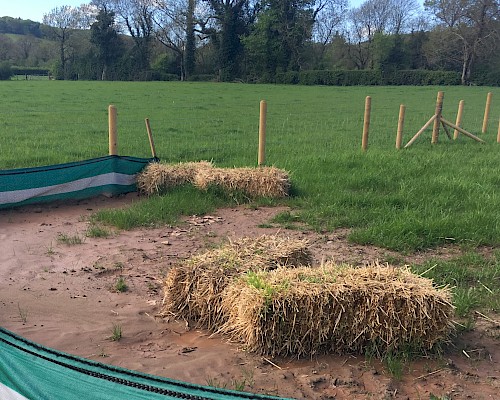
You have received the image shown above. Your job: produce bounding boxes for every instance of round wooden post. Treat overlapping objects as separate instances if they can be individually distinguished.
[362,96,371,152]
[396,104,405,150]
[453,100,464,140]
[258,100,267,166]
[497,117,500,144]
[108,105,117,155]
[431,91,444,144]
[145,118,157,159]
[482,92,493,133]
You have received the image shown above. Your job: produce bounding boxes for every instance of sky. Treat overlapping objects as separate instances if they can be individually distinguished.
[2,0,414,24]
[1,1,87,22]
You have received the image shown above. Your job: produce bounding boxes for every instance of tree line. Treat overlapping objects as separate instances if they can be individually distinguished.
[0,0,498,85]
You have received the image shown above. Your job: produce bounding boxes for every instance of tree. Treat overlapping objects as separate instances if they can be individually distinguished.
[200,0,253,80]
[425,0,500,84]
[43,6,81,79]
[153,0,195,80]
[244,0,328,78]
[312,0,348,65]
[91,8,123,79]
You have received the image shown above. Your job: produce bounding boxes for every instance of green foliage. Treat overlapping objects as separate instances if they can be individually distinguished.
[387,70,461,85]
[272,69,462,86]
[411,252,500,317]
[110,324,122,341]
[114,277,128,293]
[0,62,13,80]
[57,233,84,245]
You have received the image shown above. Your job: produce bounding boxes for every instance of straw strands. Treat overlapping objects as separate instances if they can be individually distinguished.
[193,166,290,198]
[136,161,290,198]
[136,161,213,195]
[218,263,454,358]
[161,235,312,331]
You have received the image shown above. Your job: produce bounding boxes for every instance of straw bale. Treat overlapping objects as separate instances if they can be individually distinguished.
[219,263,454,358]
[162,235,311,330]
[193,166,290,198]
[136,161,213,195]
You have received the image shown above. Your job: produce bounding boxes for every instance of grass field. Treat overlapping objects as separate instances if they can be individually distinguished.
[2,80,499,329]
[2,81,499,250]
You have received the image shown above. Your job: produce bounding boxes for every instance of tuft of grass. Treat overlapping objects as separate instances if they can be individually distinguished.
[56,233,84,245]
[86,224,111,238]
[114,277,128,293]
[109,324,122,341]
[411,251,500,318]
[17,303,28,323]
[206,369,254,392]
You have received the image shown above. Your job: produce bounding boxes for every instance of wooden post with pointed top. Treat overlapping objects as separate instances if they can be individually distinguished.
[454,100,464,140]
[362,96,371,152]
[258,100,267,166]
[108,105,117,155]
[431,91,444,144]
[482,92,492,133]
[396,104,405,150]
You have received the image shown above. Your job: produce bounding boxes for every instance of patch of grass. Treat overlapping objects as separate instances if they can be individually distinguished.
[86,224,111,238]
[109,324,122,341]
[92,186,241,230]
[56,233,84,245]
[114,277,128,293]
[17,303,28,323]
[411,251,500,318]
[206,368,254,392]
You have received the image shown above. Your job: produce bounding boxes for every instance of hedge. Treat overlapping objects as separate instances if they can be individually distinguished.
[273,69,462,86]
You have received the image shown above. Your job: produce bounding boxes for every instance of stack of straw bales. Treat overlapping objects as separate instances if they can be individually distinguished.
[136,161,213,195]
[162,235,312,330]
[218,263,454,357]
[136,162,290,198]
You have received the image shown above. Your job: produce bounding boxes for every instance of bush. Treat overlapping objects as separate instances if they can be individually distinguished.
[11,66,50,76]
[150,71,179,81]
[188,74,217,82]
[387,70,461,85]
[0,62,13,80]
[271,69,462,86]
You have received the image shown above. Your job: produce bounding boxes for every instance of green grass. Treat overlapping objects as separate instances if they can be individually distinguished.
[109,324,122,341]
[114,277,128,293]
[56,233,84,245]
[411,251,500,319]
[1,82,500,252]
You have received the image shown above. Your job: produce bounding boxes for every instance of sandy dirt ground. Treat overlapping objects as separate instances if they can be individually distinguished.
[0,194,499,399]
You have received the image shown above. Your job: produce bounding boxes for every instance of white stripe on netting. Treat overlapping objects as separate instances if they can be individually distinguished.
[0,173,136,205]
[0,383,29,400]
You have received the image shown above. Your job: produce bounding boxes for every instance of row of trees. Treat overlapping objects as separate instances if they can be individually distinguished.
[1,0,498,84]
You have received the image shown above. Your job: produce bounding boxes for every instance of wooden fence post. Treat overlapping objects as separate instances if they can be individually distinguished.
[431,91,444,144]
[258,100,267,166]
[145,118,157,159]
[108,105,117,156]
[396,104,405,149]
[497,117,500,144]
[362,96,371,152]
[482,92,493,133]
[453,100,464,140]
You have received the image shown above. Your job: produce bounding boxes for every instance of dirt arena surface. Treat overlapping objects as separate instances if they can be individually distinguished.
[1,194,498,399]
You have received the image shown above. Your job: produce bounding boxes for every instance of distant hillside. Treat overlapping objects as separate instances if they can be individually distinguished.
[0,16,44,38]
